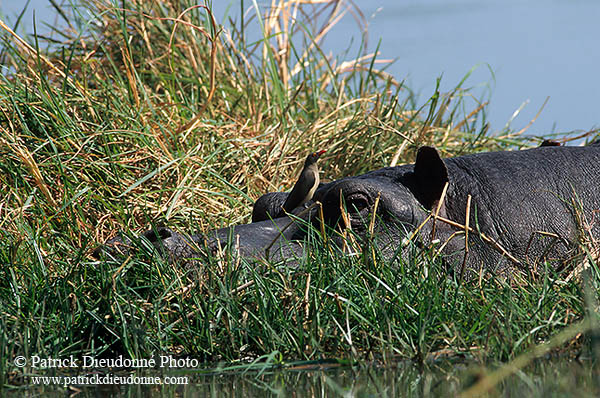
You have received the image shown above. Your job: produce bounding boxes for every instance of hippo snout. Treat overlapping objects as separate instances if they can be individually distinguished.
[93,226,205,261]
[203,216,308,263]
[95,216,311,265]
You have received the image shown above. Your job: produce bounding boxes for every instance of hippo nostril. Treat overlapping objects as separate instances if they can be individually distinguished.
[143,227,172,243]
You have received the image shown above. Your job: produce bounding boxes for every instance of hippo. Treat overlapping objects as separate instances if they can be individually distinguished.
[97,142,600,277]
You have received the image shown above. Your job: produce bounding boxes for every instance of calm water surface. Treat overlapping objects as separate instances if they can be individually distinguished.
[213,0,600,136]
[5,359,600,397]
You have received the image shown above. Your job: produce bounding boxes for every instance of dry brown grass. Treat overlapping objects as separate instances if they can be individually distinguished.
[0,0,527,255]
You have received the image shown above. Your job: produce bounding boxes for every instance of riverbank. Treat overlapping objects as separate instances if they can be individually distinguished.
[1,1,598,394]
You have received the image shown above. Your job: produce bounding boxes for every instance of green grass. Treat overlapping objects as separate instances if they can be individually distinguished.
[0,0,599,392]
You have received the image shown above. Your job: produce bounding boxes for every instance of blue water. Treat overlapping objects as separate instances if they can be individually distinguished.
[1,0,61,35]
[2,0,599,135]
[341,0,600,135]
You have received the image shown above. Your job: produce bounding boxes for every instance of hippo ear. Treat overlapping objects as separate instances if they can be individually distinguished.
[412,146,448,209]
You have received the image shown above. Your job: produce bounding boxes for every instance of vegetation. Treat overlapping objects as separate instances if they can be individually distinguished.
[0,0,598,393]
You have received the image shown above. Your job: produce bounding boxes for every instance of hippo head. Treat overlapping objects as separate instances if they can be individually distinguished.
[96,147,452,267]
[201,147,450,265]
[96,142,600,275]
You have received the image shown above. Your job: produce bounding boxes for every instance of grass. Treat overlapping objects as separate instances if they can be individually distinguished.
[0,0,599,393]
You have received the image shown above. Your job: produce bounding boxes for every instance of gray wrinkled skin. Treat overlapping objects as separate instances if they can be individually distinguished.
[97,143,600,275]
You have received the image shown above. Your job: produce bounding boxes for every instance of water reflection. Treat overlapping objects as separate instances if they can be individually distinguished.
[7,359,599,397]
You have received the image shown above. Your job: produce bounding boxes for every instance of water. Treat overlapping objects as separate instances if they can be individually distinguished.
[5,359,600,397]
[0,0,61,34]
[349,0,600,136]
[2,0,599,134]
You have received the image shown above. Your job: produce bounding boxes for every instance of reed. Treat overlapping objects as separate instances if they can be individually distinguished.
[0,0,597,388]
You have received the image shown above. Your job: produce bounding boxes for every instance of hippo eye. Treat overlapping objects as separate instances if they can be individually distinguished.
[346,193,369,214]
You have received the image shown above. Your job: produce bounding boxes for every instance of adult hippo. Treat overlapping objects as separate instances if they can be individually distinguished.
[97,142,600,276]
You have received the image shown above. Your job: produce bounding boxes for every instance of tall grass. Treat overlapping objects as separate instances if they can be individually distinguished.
[0,0,598,389]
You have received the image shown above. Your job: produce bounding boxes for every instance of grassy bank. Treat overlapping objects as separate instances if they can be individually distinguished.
[0,0,598,388]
